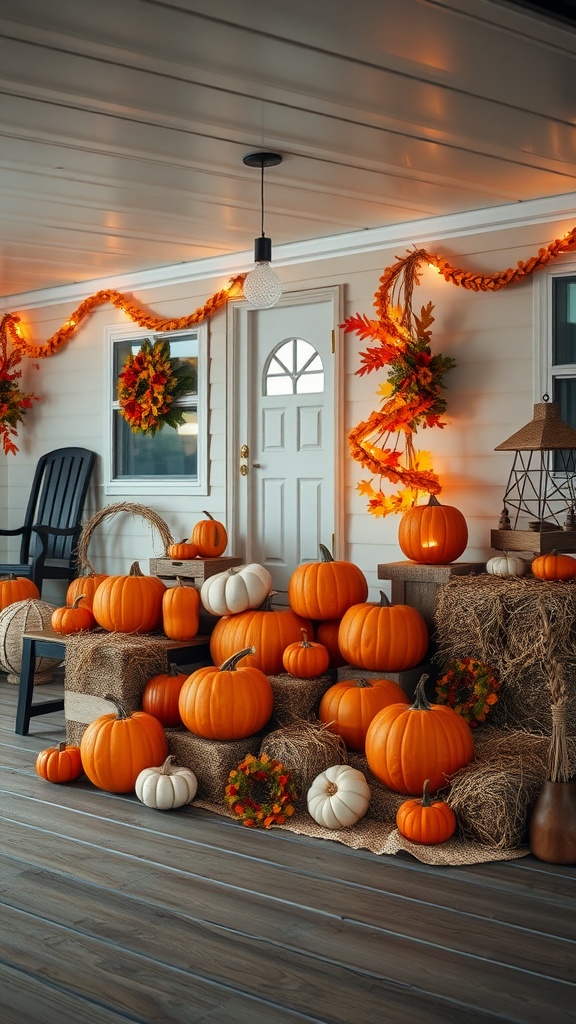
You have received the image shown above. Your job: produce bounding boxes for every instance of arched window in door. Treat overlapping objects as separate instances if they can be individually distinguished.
[264,338,325,396]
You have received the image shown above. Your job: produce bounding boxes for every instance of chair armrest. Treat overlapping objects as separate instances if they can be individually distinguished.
[0,526,27,538]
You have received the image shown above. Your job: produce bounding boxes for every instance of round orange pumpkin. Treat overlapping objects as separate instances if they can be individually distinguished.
[315,619,347,668]
[80,695,168,793]
[365,674,474,795]
[167,538,199,560]
[141,663,189,727]
[288,545,368,621]
[191,512,228,557]
[162,579,200,641]
[319,676,410,751]
[209,595,312,675]
[398,495,468,564]
[178,647,274,740]
[0,575,40,611]
[338,592,428,672]
[531,550,576,581]
[282,629,330,679]
[396,779,457,844]
[35,741,83,784]
[51,594,96,635]
[66,572,109,610]
[92,562,166,633]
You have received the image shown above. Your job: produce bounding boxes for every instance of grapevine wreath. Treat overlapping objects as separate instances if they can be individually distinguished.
[225,753,297,828]
[435,657,500,727]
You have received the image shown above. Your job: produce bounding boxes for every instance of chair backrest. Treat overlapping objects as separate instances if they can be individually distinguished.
[21,447,97,564]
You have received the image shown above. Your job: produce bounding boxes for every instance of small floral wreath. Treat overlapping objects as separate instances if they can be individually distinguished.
[117,337,196,436]
[225,753,297,828]
[435,657,500,727]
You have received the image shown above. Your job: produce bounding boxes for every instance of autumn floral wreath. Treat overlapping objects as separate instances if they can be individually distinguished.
[225,753,297,828]
[435,657,500,727]
[117,337,197,436]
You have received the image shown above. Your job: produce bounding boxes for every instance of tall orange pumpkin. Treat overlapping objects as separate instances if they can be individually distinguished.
[209,595,311,675]
[288,544,368,620]
[92,562,166,633]
[161,579,200,640]
[319,676,410,751]
[338,593,428,672]
[398,495,468,564]
[141,663,189,727]
[80,695,168,793]
[365,675,474,795]
[178,647,273,740]
[192,512,228,557]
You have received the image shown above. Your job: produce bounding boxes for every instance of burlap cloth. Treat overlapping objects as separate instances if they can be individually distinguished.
[268,672,335,727]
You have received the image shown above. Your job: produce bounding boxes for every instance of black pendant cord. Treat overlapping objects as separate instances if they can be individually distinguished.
[259,159,265,238]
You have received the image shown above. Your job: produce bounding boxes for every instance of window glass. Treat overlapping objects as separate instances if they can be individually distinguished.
[264,338,324,396]
[553,276,576,365]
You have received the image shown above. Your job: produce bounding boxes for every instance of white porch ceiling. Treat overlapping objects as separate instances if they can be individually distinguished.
[1,0,576,302]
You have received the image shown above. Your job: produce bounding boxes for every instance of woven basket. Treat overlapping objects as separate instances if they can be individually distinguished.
[0,598,61,684]
[76,502,175,574]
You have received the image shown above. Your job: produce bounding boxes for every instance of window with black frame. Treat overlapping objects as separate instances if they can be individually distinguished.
[552,275,576,473]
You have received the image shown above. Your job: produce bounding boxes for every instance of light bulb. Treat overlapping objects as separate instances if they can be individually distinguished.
[243,263,283,309]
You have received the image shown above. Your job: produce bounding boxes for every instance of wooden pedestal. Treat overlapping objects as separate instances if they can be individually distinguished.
[490,528,576,555]
[377,561,485,634]
[149,555,243,583]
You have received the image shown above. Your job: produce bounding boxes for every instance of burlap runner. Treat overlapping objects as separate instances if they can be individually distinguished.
[165,728,265,803]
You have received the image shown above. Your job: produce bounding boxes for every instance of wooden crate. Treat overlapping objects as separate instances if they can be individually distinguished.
[149,555,243,583]
[377,560,485,634]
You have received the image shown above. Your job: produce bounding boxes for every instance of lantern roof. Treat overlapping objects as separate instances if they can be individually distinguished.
[495,399,576,452]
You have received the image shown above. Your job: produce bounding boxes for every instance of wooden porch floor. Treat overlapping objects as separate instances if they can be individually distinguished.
[1,674,575,1024]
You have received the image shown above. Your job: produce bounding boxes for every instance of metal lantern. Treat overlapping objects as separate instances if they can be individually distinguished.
[491,396,576,554]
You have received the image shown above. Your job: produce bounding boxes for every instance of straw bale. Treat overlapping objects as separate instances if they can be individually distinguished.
[259,720,347,807]
[268,672,335,727]
[434,575,576,734]
[165,728,263,803]
[346,752,406,822]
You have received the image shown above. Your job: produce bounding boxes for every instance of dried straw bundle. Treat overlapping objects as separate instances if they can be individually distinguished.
[76,501,175,574]
[259,720,347,807]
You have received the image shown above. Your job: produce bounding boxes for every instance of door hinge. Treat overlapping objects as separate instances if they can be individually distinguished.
[331,329,335,354]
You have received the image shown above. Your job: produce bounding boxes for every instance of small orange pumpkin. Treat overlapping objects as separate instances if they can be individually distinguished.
[319,676,410,751]
[396,779,457,844]
[80,695,168,793]
[92,562,166,633]
[191,512,228,557]
[162,578,200,641]
[531,550,576,581]
[178,647,274,740]
[167,538,199,560]
[282,629,330,679]
[66,572,109,610]
[0,574,40,611]
[51,594,96,635]
[35,741,83,784]
[398,494,468,565]
[141,663,189,727]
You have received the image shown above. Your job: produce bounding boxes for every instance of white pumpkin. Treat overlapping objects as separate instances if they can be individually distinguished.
[135,755,198,810]
[307,764,371,830]
[200,562,273,616]
[486,552,527,577]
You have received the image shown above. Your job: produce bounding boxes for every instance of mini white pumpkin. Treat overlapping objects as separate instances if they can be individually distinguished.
[307,764,371,830]
[135,755,198,810]
[486,552,527,577]
[200,562,273,616]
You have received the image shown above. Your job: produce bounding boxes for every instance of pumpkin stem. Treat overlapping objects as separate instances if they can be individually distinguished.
[160,755,176,775]
[57,741,67,752]
[104,693,130,719]
[300,629,311,647]
[410,674,432,711]
[220,646,256,671]
[325,780,338,796]
[167,662,182,677]
[129,561,144,577]
[259,591,278,611]
[318,543,335,563]
[421,779,432,806]
[428,494,441,506]
[379,591,391,607]
[71,594,85,609]
[202,510,215,520]
[355,678,373,689]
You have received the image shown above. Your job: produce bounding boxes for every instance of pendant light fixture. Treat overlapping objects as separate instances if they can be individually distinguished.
[242,151,283,309]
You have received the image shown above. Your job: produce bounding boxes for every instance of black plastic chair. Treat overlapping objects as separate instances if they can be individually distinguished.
[0,447,97,593]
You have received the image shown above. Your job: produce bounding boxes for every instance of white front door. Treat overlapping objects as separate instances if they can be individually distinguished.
[228,287,342,603]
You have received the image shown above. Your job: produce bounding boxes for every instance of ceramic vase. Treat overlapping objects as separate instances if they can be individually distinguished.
[528,780,576,864]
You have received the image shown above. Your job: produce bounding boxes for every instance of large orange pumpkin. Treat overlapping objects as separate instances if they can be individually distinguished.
[319,676,410,751]
[338,592,428,672]
[191,512,228,557]
[141,663,189,727]
[92,562,166,633]
[178,647,273,740]
[80,695,168,793]
[66,572,109,610]
[0,575,39,611]
[314,619,347,669]
[398,495,468,564]
[161,579,200,641]
[531,550,576,581]
[288,544,368,620]
[209,595,312,675]
[365,674,474,794]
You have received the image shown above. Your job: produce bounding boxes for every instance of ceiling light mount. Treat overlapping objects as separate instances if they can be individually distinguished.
[242,151,283,309]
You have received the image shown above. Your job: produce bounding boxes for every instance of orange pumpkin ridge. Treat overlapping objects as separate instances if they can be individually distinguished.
[209,593,312,675]
[178,646,273,740]
[319,676,410,751]
[398,494,468,565]
[396,778,457,844]
[80,694,168,793]
[92,561,166,633]
[288,544,368,620]
[338,592,428,672]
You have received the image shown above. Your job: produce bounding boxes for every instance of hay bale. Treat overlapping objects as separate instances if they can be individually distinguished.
[165,729,263,803]
[434,575,576,734]
[346,752,406,823]
[259,720,347,808]
[268,672,334,727]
